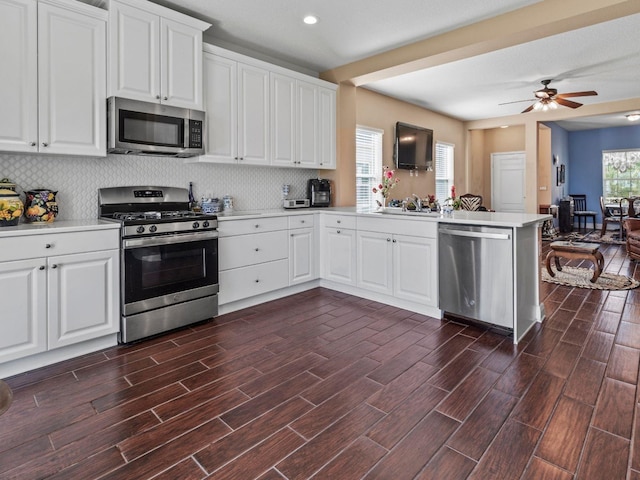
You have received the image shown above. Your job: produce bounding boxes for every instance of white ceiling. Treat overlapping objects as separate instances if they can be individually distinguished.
[150,0,640,130]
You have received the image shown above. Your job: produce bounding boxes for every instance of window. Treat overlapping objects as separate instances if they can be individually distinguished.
[602,150,640,202]
[356,126,383,212]
[435,142,454,203]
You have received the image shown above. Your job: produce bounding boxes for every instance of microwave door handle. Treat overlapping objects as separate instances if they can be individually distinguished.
[123,231,219,249]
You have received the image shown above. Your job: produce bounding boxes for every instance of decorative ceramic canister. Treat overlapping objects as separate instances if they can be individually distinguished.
[24,189,58,223]
[0,188,24,227]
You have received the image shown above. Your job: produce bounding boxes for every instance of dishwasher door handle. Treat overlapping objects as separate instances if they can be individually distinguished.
[440,229,511,240]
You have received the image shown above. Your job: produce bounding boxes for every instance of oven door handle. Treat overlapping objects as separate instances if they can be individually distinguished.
[123,230,219,249]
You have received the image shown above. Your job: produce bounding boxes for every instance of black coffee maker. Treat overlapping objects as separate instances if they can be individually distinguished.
[307,179,331,207]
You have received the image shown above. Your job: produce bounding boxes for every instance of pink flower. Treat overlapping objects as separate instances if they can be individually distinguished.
[451,185,456,199]
[378,184,384,190]
[372,187,378,193]
[385,170,394,179]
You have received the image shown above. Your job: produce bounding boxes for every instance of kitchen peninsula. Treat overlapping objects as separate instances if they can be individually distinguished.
[216,208,551,343]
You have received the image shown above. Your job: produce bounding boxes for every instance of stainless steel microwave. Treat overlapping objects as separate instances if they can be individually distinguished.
[107,97,205,157]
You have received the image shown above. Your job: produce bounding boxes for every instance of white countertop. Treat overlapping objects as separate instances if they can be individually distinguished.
[217,206,551,228]
[0,219,120,238]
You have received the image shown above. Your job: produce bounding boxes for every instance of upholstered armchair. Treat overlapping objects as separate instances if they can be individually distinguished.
[624,218,640,261]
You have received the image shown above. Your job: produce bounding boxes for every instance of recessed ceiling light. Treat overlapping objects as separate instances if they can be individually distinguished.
[626,113,640,122]
[500,125,509,129]
[303,15,318,25]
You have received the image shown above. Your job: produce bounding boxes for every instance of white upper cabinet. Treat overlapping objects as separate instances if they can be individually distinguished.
[201,48,270,165]
[108,0,210,110]
[195,44,337,169]
[0,0,106,156]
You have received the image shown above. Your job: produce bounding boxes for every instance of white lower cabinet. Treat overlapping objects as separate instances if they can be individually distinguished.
[218,217,289,305]
[0,227,120,366]
[356,216,438,307]
[289,214,316,285]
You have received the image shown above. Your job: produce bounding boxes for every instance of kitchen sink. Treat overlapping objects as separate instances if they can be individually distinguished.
[379,207,440,217]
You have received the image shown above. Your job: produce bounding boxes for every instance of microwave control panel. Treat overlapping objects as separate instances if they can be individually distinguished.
[189,119,203,148]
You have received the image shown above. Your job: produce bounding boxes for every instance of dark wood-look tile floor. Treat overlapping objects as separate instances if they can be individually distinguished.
[2,241,640,479]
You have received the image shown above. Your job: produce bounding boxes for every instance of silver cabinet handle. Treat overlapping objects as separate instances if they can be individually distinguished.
[255,224,259,228]
[387,238,391,242]
[255,279,259,283]
[39,266,45,270]
[393,239,397,243]
[255,247,259,251]
[42,142,48,147]
[45,243,52,248]
[163,96,168,101]
[51,264,58,269]
[337,220,341,224]
[156,95,160,99]
[337,230,341,234]
[30,141,36,146]
[301,220,305,224]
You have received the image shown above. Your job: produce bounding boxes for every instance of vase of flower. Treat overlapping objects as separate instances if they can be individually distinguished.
[372,166,399,211]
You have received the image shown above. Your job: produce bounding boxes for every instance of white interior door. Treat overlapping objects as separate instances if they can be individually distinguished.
[491,152,526,212]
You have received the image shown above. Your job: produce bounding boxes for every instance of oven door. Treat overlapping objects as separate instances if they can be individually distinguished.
[122,231,218,316]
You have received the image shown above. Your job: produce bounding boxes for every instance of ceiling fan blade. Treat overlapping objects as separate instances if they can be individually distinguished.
[499,99,536,105]
[557,91,598,98]
[521,104,535,113]
[555,97,583,109]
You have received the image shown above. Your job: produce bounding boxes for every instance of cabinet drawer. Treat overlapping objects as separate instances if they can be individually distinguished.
[0,229,120,262]
[323,214,356,230]
[219,258,289,304]
[357,216,437,237]
[218,216,288,237]
[219,230,288,270]
[288,214,314,229]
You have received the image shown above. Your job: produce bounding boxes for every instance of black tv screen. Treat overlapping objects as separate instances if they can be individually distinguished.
[394,122,433,170]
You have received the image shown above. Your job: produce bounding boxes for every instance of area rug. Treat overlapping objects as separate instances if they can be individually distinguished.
[542,266,639,290]
[554,230,625,245]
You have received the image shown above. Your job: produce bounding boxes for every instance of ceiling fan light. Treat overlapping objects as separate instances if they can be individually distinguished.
[533,101,543,111]
[549,101,558,109]
[627,113,640,122]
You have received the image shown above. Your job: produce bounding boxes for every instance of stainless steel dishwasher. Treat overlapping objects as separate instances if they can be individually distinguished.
[438,224,513,328]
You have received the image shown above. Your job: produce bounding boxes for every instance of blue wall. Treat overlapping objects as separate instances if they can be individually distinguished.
[545,122,570,204]
[561,123,640,222]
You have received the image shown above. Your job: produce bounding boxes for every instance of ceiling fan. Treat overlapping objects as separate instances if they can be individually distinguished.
[501,79,598,113]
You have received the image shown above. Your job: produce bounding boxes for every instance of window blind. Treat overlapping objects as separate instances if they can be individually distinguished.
[435,142,454,203]
[356,126,383,212]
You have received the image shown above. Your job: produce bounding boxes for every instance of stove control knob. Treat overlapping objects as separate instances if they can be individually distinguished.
[149,225,157,233]
[136,226,145,234]
[203,220,210,228]
[192,221,200,229]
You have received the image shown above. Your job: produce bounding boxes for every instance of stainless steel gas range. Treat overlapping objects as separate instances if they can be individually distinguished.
[99,186,218,343]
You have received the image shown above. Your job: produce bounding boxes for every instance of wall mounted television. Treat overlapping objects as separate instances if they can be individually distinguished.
[393,121,433,170]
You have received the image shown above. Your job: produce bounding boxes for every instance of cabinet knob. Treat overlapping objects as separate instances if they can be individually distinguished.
[156,95,160,99]
[255,224,259,228]
[39,265,45,270]
[387,238,391,242]
[301,220,305,224]
[163,96,168,101]
[337,229,341,234]
[45,243,52,249]
[393,239,397,243]
[255,247,259,252]
[42,142,48,147]
[255,279,259,283]
[51,264,58,269]
[337,220,341,224]
[30,141,36,146]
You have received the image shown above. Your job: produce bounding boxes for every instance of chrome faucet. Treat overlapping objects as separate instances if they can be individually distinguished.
[411,194,422,211]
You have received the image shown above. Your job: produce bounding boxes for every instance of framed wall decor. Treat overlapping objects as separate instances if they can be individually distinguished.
[556,164,565,186]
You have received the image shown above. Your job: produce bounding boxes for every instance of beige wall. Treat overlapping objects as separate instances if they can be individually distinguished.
[357,88,466,202]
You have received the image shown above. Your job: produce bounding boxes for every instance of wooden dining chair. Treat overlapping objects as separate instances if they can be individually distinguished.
[459,193,483,211]
[570,194,597,231]
[600,196,627,238]
[623,197,640,218]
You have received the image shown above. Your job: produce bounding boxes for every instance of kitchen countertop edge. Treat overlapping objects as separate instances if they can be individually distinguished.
[0,220,120,238]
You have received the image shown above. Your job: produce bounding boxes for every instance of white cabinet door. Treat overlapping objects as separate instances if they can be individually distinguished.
[109,1,160,103]
[238,63,270,165]
[203,53,237,163]
[109,1,203,109]
[270,73,296,167]
[318,87,336,169]
[297,80,318,168]
[357,230,392,295]
[0,258,47,363]
[160,17,202,109]
[393,234,437,306]
[0,0,38,153]
[323,227,356,285]
[38,0,106,156]
[48,249,119,349]
[289,227,315,285]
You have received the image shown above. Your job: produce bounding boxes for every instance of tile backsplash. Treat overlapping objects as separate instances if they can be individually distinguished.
[0,153,315,220]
